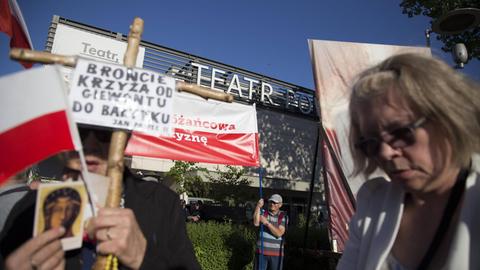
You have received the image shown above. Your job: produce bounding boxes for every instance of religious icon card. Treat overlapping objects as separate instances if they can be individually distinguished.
[33,181,88,250]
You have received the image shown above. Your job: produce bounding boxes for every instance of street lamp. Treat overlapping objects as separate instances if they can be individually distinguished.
[426,8,480,68]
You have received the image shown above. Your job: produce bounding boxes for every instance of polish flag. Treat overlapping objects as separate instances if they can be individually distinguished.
[0,0,34,68]
[0,65,82,185]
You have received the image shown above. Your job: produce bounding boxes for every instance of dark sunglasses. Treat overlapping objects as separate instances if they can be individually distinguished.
[79,128,112,143]
[355,117,426,157]
[268,201,280,205]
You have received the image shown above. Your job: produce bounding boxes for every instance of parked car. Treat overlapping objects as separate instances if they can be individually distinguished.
[185,197,220,206]
[182,197,249,224]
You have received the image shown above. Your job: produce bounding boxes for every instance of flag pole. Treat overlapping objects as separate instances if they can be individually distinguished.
[258,166,264,270]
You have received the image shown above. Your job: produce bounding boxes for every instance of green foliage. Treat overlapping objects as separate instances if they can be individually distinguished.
[187,221,256,270]
[165,162,252,203]
[186,216,333,269]
[166,161,209,196]
[26,166,40,184]
[400,0,480,60]
[206,165,252,206]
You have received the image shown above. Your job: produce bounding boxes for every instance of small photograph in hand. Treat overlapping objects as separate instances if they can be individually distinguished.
[33,181,88,251]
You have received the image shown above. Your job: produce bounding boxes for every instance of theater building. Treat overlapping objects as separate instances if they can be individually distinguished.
[42,15,325,221]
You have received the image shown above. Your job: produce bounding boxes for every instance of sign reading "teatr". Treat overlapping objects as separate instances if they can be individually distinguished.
[70,58,175,137]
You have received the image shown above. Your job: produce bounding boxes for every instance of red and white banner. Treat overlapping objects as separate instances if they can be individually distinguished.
[309,40,430,252]
[126,92,259,167]
[0,66,82,185]
[0,0,33,68]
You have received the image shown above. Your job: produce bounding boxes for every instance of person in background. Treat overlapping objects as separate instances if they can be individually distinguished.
[337,53,480,270]
[253,194,288,270]
[1,127,201,270]
[181,199,190,222]
[0,171,31,231]
[187,201,202,222]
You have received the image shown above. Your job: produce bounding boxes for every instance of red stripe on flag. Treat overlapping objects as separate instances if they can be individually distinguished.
[0,110,75,184]
[0,0,33,68]
[125,129,260,167]
[322,133,355,252]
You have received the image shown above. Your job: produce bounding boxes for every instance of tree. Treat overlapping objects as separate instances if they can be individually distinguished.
[206,165,252,206]
[400,0,480,60]
[166,161,210,197]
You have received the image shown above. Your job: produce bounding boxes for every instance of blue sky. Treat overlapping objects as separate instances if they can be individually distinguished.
[1,0,478,89]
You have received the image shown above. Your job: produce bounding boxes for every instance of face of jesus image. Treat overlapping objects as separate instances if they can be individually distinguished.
[43,188,81,237]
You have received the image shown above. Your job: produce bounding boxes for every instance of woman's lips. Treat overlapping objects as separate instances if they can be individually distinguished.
[389,169,417,181]
[390,169,407,177]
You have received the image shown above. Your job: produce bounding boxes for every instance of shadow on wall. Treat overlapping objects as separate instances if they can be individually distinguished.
[249,107,319,189]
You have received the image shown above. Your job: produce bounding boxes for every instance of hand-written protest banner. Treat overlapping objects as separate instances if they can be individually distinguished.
[70,59,175,136]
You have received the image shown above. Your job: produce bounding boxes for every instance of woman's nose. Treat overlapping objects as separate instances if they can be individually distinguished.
[377,141,402,161]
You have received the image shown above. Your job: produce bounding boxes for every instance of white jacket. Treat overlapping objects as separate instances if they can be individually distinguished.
[337,154,480,270]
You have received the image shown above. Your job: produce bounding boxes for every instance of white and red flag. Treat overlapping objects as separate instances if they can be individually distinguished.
[126,91,260,167]
[0,66,82,185]
[0,0,33,68]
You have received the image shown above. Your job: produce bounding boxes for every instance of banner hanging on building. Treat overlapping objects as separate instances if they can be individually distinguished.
[52,23,145,67]
[125,91,260,167]
[51,23,145,82]
[308,40,430,252]
[0,66,82,185]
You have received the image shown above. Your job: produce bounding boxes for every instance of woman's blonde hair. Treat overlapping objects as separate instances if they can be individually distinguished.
[349,53,480,176]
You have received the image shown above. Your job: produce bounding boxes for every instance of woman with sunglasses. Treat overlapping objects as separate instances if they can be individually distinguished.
[337,53,480,270]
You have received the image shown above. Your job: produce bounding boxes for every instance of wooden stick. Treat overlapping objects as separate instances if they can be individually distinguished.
[92,17,144,270]
[10,48,77,67]
[177,81,233,103]
[10,50,234,103]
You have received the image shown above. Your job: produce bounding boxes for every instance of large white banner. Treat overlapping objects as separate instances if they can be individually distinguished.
[126,91,260,167]
[309,40,430,252]
[309,40,431,195]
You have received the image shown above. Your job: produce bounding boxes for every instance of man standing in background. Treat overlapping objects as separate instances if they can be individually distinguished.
[253,194,288,270]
